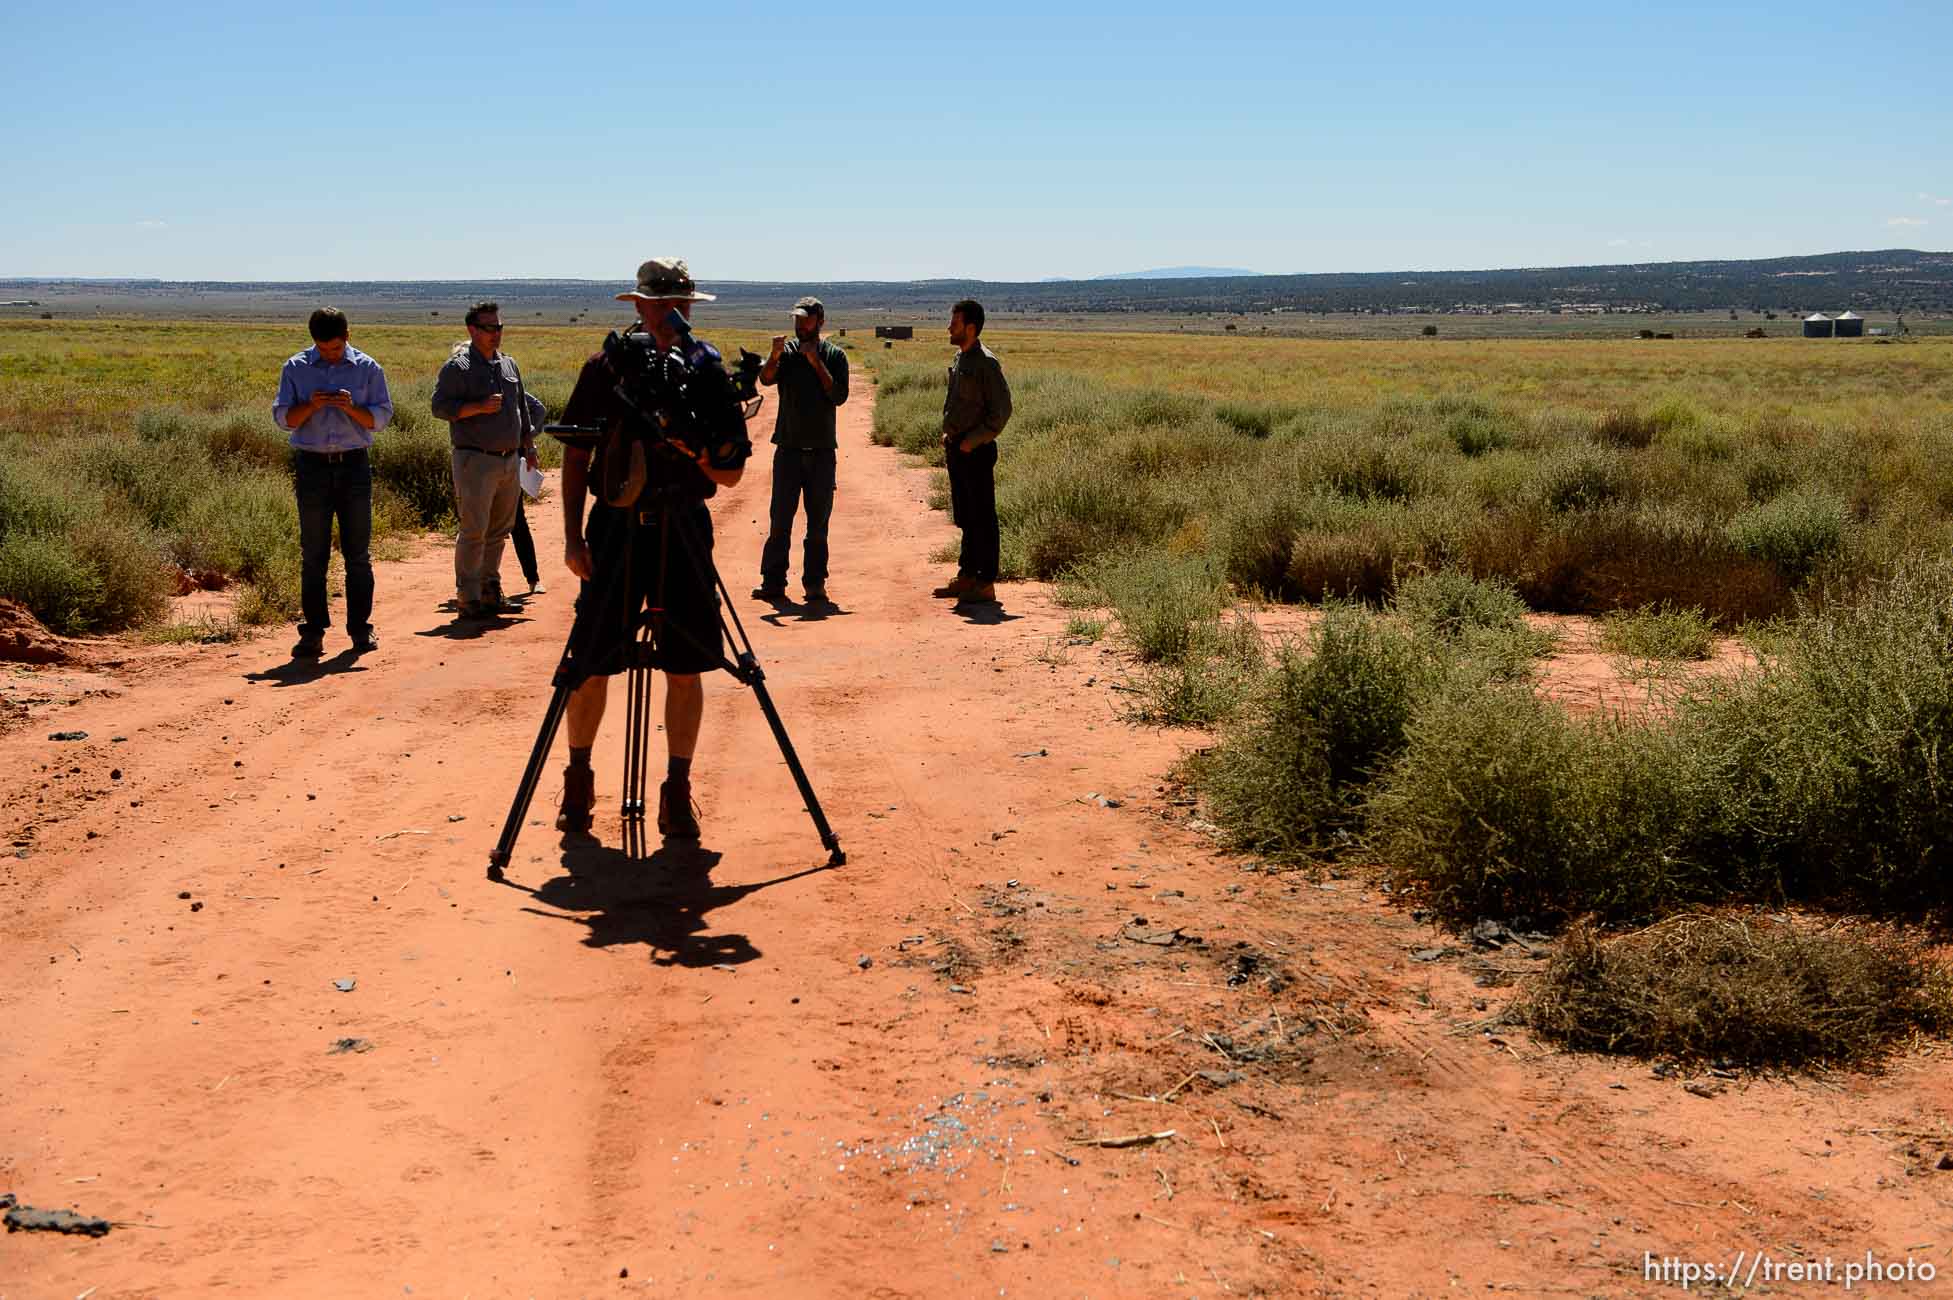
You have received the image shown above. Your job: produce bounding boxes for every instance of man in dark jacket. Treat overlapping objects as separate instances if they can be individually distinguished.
[754,296,849,604]
[933,298,1012,605]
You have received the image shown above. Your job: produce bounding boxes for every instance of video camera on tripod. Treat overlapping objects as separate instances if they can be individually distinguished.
[489,308,844,878]
[544,310,763,506]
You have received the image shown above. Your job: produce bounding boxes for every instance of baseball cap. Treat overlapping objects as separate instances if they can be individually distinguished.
[790,296,825,318]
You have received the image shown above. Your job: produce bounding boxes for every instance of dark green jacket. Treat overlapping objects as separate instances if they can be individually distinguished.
[767,339,850,450]
[942,343,1012,440]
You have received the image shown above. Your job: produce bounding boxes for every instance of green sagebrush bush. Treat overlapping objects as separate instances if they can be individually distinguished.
[1724,489,1847,585]
[1200,603,1434,858]
[1368,673,1714,926]
[1375,555,1953,927]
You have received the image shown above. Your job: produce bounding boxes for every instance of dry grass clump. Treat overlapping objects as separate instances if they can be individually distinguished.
[1598,603,1718,660]
[1521,913,1953,1068]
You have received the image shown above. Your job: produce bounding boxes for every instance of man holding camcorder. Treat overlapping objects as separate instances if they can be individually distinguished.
[553,258,750,841]
[934,298,1012,605]
[754,295,849,605]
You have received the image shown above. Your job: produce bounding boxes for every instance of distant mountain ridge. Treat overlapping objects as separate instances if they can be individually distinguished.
[5,251,1948,318]
[1092,266,1263,280]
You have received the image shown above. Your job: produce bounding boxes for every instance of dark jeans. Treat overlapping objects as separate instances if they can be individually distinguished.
[510,496,540,585]
[294,449,374,637]
[946,440,999,582]
[760,446,837,589]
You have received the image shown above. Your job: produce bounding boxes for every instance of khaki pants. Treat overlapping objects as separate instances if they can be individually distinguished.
[452,448,520,604]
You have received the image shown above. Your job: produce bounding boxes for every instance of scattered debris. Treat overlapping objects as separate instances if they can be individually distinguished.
[857,955,873,970]
[1195,1070,1246,1088]
[1411,948,1447,963]
[48,731,88,742]
[1469,919,1546,955]
[446,815,466,823]
[1013,749,1048,759]
[1122,924,1196,948]
[1683,1081,1723,1100]
[328,1038,374,1054]
[333,978,356,992]
[2,1194,112,1237]
[374,829,430,841]
[1071,1129,1176,1150]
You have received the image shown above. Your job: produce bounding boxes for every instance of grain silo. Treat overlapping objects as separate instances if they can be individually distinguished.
[1833,311,1864,338]
[1803,313,1834,338]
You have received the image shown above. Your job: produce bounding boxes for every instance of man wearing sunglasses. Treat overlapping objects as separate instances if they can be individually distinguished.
[432,300,539,618]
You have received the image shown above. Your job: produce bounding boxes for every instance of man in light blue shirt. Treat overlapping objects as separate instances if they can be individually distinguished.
[273,306,393,657]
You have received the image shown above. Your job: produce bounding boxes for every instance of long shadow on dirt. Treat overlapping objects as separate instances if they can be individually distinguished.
[503,838,836,969]
[244,649,370,687]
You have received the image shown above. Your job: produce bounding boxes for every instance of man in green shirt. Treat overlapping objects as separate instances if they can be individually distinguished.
[933,298,1012,605]
[754,295,850,604]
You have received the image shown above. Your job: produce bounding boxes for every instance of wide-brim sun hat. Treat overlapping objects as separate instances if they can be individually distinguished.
[615,257,717,302]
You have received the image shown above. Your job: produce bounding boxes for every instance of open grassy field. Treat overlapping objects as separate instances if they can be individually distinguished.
[873,329,1953,623]
[0,317,781,635]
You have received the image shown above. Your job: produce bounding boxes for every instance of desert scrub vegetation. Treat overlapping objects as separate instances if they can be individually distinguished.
[1374,555,1953,927]
[865,334,1953,1062]
[1519,914,1953,1068]
[866,335,1953,627]
[1598,603,1718,661]
[0,318,781,634]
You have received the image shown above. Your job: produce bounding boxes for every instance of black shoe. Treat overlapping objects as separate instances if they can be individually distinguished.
[557,765,595,833]
[658,780,700,838]
[802,586,829,604]
[751,583,786,601]
[291,632,325,659]
[350,628,379,653]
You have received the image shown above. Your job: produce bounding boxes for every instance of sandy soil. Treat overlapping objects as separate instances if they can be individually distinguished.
[4,379,1951,1299]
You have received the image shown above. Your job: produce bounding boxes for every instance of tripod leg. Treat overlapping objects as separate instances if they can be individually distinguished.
[621,649,653,859]
[738,654,846,866]
[658,504,846,866]
[488,675,573,880]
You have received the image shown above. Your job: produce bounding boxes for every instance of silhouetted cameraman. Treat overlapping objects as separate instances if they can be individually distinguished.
[553,258,750,840]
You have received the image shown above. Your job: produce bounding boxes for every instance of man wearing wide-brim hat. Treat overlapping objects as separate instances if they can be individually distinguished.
[550,258,750,842]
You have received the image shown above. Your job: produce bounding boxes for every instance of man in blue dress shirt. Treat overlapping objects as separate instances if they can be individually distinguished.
[272,307,393,658]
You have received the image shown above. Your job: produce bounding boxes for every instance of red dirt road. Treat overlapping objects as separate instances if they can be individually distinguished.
[4,379,1952,1298]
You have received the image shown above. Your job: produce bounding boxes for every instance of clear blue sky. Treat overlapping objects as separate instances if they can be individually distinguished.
[5,0,1946,282]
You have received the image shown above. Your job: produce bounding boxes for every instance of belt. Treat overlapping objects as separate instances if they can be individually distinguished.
[458,446,518,457]
[299,448,366,462]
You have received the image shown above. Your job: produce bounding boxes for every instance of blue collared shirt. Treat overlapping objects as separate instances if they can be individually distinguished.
[273,344,393,453]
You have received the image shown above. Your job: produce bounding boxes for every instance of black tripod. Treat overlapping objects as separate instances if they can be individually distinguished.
[487,480,844,881]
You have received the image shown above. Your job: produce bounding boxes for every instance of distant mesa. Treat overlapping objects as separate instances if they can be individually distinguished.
[1090,266,1264,281]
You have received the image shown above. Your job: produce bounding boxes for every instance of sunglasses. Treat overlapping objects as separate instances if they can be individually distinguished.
[473,322,504,332]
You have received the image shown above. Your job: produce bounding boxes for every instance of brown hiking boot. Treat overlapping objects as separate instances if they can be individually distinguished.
[954,582,997,605]
[931,576,972,599]
[658,780,700,839]
[556,764,595,833]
